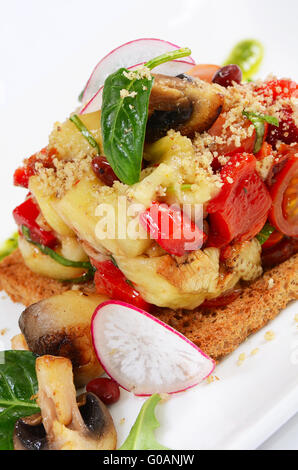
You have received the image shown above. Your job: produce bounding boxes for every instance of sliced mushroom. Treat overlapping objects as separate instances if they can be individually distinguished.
[19,291,108,387]
[14,356,117,450]
[146,74,224,142]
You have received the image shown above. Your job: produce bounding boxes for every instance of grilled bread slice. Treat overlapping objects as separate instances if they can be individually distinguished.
[0,249,297,361]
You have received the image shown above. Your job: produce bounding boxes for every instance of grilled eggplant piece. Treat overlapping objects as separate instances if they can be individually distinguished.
[146,74,224,141]
[14,356,117,450]
[19,291,108,387]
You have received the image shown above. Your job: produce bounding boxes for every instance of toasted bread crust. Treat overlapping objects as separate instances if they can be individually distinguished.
[155,253,298,359]
[0,249,72,305]
[1,249,297,360]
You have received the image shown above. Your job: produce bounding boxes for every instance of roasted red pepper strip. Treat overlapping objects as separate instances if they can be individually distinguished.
[262,237,298,269]
[140,202,206,257]
[92,259,151,311]
[13,147,56,188]
[207,153,272,247]
[262,230,284,250]
[200,289,242,309]
[13,197,57,247]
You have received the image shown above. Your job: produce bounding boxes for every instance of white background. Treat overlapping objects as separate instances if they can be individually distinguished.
[0,0,298,450]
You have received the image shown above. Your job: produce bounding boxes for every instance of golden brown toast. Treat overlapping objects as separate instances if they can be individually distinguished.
[0,249,297,360]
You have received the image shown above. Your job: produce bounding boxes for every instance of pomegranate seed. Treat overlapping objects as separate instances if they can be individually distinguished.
[86,377,120,405]
[91,156,119,187]
[267,112,298,148]
[212,65,242,87]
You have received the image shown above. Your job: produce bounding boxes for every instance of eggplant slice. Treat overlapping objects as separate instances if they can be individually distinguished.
[146,74,224,142]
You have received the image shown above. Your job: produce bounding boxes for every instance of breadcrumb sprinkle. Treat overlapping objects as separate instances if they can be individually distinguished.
[250,348,259,356]
[264,330,275,341]
[237,352,246,366]
[120,89,137,99]
[123,65,152,81]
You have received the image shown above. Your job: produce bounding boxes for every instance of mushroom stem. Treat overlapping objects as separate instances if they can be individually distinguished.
[14,356,117,450]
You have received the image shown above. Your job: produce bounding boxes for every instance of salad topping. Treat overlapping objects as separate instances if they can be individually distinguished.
[9,37,298,309]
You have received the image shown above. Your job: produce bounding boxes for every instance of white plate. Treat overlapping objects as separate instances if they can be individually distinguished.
[0,0,297,450]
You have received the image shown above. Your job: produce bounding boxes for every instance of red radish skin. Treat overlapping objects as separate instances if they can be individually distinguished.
[91,300,215,396]
[82,38,195,103]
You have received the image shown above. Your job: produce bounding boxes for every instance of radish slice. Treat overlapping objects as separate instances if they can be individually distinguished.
[80,59,194,115]
[80,86,103,114]
[82,38,195,103]
[91,301,215,396]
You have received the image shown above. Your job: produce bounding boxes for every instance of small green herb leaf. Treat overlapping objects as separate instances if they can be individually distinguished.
[0,233,18,262]
[119,394,169,450]
[78,88,85,102]
[256,223,276,245]
[101,48,192,185]
[181,184,192,191]
[145,47,191,71]
[243,111,279,153]
[0,351,39,450]
[69,114,100,153]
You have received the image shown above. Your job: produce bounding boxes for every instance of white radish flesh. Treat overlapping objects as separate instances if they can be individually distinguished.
[82,38,195,104]
[80,60,195,115]
[91,301,215,396]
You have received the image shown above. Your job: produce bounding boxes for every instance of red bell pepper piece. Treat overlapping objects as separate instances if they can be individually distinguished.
[207,153,272,247]
[13,197,57,247]
[200,288,242,309]
[13,147,56,188]
[92,259,151,311]
[139,202,206,257]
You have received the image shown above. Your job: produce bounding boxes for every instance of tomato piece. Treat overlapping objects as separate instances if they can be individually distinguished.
[256,79,298,103]
[268,156,298,237]
[13,147,56,188]
[200,289,242,309]
[186,64,221,83]
[13,197,57,247]
[139,202,206,257]
[262,230,284,250]
[262,237,298,269]
[255,142,273,160]
[86,378,120,405]
[208,114,257,155]
[207,153,272,247]
[92,259,151,311]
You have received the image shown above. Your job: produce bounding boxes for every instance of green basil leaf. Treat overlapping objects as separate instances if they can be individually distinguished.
[0,351,39,450]
[69,114,100,153]
[243,111,279,153]
[0,233,18,262]
[223,39,264,80]
[101,48,191,185]
[119,394,169,450]
[101,69,154,185]
[256,223,276,245]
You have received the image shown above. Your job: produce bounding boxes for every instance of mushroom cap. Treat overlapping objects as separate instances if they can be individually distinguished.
[13,414,48,451]
[146,73,224,142]
[13,393,117,451]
